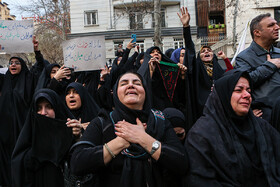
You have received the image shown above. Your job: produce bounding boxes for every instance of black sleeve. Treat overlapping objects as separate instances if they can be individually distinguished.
[157,120,188,176]
[30,51,46,75]
[0,73,4,92]
[96,74,113,111]
[183,26,196,74]
[123,51,138,71]
[47,78,65,95]
[70,118,105,175]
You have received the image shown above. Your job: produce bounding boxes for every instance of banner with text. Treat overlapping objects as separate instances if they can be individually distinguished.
[0,20,33,53]
[62,36,106,71]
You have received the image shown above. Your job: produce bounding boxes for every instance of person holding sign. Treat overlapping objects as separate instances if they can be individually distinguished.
[138,46,187,119]
[0,36,46,186]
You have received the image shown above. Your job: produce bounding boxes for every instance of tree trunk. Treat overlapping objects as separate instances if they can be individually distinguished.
[154,0,162,49]
[232,0,239,53]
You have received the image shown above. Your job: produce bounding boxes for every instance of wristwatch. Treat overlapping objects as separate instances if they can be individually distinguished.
[150,140,161,155]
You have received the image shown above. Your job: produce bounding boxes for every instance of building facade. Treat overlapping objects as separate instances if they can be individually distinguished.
[69,0,197,60]
[0,1,15,20]
[225,0,280,57]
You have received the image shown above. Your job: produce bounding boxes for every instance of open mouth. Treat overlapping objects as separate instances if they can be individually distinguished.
[154,56,160,60]
[126,91,137,95]
[204,54,210,57]
[69,100,77,105]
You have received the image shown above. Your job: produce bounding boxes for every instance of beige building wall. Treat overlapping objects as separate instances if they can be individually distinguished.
[225,0,279,58]
[0,1,16,20]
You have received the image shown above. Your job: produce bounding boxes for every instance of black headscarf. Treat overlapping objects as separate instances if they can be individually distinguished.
[186,70,280,186]
[76,70,101,102]
[36,63,60,91]
[11,89,75,187]
[66,82,100,123]
[110,72,166,187]
[164,48,175,58]
[134,52,145,70]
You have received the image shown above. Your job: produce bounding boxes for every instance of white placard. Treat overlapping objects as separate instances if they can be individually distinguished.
[0,20,34,53]
[0,67,8,74]
[62,36,106,71]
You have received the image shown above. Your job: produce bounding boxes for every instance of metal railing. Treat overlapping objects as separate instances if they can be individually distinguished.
[197,35,228,54]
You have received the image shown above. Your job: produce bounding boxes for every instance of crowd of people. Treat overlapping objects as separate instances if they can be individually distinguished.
[0,6,279,187]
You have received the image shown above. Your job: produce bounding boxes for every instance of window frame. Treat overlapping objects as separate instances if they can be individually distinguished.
[84,10,98,26]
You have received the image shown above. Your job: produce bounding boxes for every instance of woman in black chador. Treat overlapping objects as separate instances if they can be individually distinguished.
[65,82,100,129]
[11,89,83,187]
[185,70,280,186]
[177,7,224,127]
[70,72,188,187]
[0,55,45,185]
[35,63,60,91]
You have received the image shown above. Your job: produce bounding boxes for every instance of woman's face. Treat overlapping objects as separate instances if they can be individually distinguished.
[50,66,59,79]
[150,49,162,61]
[231,77,252,116]
[37,99,55,118]
[179,49,185,64]
[174,127,186,141]
[117,73,146,110]
[199,47,213,62]
[8,58,22,75]
[66,88,82,110]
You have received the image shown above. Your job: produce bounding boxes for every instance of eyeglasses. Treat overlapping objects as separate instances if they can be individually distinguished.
[9,61,21,65]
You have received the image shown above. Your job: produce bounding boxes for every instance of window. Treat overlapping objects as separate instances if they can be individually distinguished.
[135,41,145,53]
[152,8,166,28]
[84,10,98,26]
[209,11,224,25]
[114,41,123,55]
[174,38,184,49]
[129,13,143,30]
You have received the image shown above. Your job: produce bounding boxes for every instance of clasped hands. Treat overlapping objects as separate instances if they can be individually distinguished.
[114,118,147,147]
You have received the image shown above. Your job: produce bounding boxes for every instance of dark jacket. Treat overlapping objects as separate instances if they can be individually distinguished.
[235,41,280,106]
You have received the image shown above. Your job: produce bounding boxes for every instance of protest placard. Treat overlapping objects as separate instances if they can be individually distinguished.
[0,67,8,74]
[62,36,106,71]
[0,20,34,53]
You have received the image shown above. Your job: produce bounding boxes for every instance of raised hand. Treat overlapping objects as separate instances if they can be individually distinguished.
[54,65,71,81]
[127,39,135,50]
[177,63,187,79]
[267,54,280,68]
[177,7,190,27]
[66,118,83,137]
[33,35,39,51]
[217,51,227,59]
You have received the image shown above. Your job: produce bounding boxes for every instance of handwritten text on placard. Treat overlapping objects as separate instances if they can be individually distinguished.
[62,36,106,71]
[0,20,33,53]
